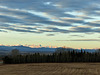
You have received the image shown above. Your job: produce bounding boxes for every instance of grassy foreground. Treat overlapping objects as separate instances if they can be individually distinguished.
[0,63,100,75]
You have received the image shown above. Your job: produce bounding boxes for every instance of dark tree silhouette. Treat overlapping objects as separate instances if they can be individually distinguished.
[2,49,100,64]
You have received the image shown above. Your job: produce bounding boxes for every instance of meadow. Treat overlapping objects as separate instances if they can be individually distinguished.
[0,63,100,75]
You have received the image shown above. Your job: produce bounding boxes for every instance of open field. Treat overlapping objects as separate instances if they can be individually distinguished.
[0,63,100,75]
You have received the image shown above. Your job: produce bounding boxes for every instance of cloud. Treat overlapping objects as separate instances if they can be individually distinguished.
[0,15,23,23]
[46,34,55,36]
[56,39,100,41]
[39,27,69,33]
[55,0,100,11]
[69,26,93,33]
[60,18,85,24]
[3,27,43,33]
[39,21,71,26]
[0,29,7,32]
[0,0,100,35]
[70,35,84,37]
[85,21,100,27]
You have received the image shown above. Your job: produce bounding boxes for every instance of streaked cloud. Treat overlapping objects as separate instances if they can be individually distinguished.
[46,34,55,36]
[70,35,84,37]
[0,0,100,35]
[56,39,100,41]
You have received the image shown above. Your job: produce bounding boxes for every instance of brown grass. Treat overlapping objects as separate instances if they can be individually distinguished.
[0,63,100,75]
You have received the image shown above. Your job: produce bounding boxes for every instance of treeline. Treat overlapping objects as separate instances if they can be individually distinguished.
[2,50,100,64]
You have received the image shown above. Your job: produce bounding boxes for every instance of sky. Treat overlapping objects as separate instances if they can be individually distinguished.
[0,0,100,49]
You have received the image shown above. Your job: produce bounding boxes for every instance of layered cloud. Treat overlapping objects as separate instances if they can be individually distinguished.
[56,39,100,41]
[0,0,100,35]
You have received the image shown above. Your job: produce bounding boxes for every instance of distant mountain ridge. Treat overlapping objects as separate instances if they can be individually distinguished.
[0,45,98,55]
[0,45,56,55]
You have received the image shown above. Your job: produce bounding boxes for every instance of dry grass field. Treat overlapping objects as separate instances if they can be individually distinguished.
[0,63,100,75]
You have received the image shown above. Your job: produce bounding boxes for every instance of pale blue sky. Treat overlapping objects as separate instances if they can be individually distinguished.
[0,0,100,49]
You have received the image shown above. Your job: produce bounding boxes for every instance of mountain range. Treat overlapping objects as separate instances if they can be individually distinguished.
[0,45,98,55]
